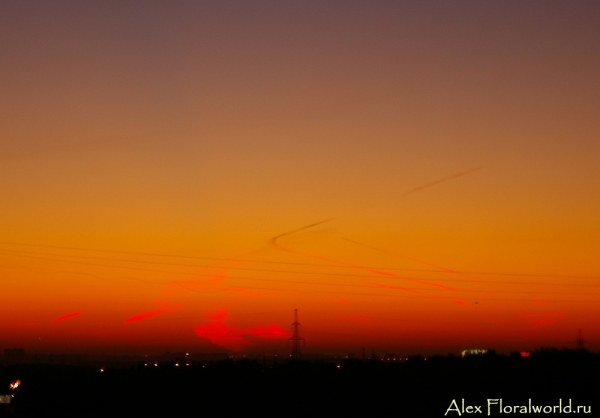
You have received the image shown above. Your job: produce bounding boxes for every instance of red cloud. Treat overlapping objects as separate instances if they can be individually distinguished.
[52,312,81,322]
[125,309,165,323]
[124,304,183,323]
[195,311,287,350]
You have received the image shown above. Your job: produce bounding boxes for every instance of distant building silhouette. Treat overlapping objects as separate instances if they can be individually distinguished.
[577,329,585,350]
[3,348,25,359]
[461,348,494,357]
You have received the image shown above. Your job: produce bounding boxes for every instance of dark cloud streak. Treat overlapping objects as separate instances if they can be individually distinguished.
[404,167,483,195]
[270,219,333,244]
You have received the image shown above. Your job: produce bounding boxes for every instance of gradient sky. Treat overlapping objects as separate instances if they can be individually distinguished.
[1,1,599,356]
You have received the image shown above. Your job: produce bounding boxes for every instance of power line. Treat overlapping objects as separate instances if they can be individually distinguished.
[0,240,598,279]
[3,261,600,303]
[1,248,600,289]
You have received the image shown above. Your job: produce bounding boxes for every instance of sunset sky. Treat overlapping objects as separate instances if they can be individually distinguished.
[1,1,599,356]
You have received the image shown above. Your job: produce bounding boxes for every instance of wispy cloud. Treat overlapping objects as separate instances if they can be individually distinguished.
[51,312,82,322]
[404,167,482,196]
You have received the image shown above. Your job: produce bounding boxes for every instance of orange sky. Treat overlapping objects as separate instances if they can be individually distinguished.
[1,1,599,356]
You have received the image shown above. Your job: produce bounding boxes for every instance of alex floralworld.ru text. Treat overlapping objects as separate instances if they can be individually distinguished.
[445,398,591,415]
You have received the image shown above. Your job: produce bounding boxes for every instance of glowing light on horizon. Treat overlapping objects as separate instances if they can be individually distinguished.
[461,349,488,357]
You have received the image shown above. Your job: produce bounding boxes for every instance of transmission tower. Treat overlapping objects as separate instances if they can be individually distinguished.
[288,308,305,360]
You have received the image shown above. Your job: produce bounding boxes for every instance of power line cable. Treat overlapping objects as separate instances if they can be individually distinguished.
[1,241,598,280]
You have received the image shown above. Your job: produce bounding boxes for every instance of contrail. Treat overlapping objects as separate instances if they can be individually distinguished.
[368,282,465,305]
[342,237,478,283]
[0,138,125,164]
[342,238,458,290]
[270,219,333,244]
[270,221,399,278]
[404,167,482,196]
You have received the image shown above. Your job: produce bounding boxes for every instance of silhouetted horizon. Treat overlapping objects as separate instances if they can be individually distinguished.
[2,347,598,416]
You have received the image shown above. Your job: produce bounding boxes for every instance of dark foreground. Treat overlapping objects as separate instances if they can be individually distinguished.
[1,349,598,417]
